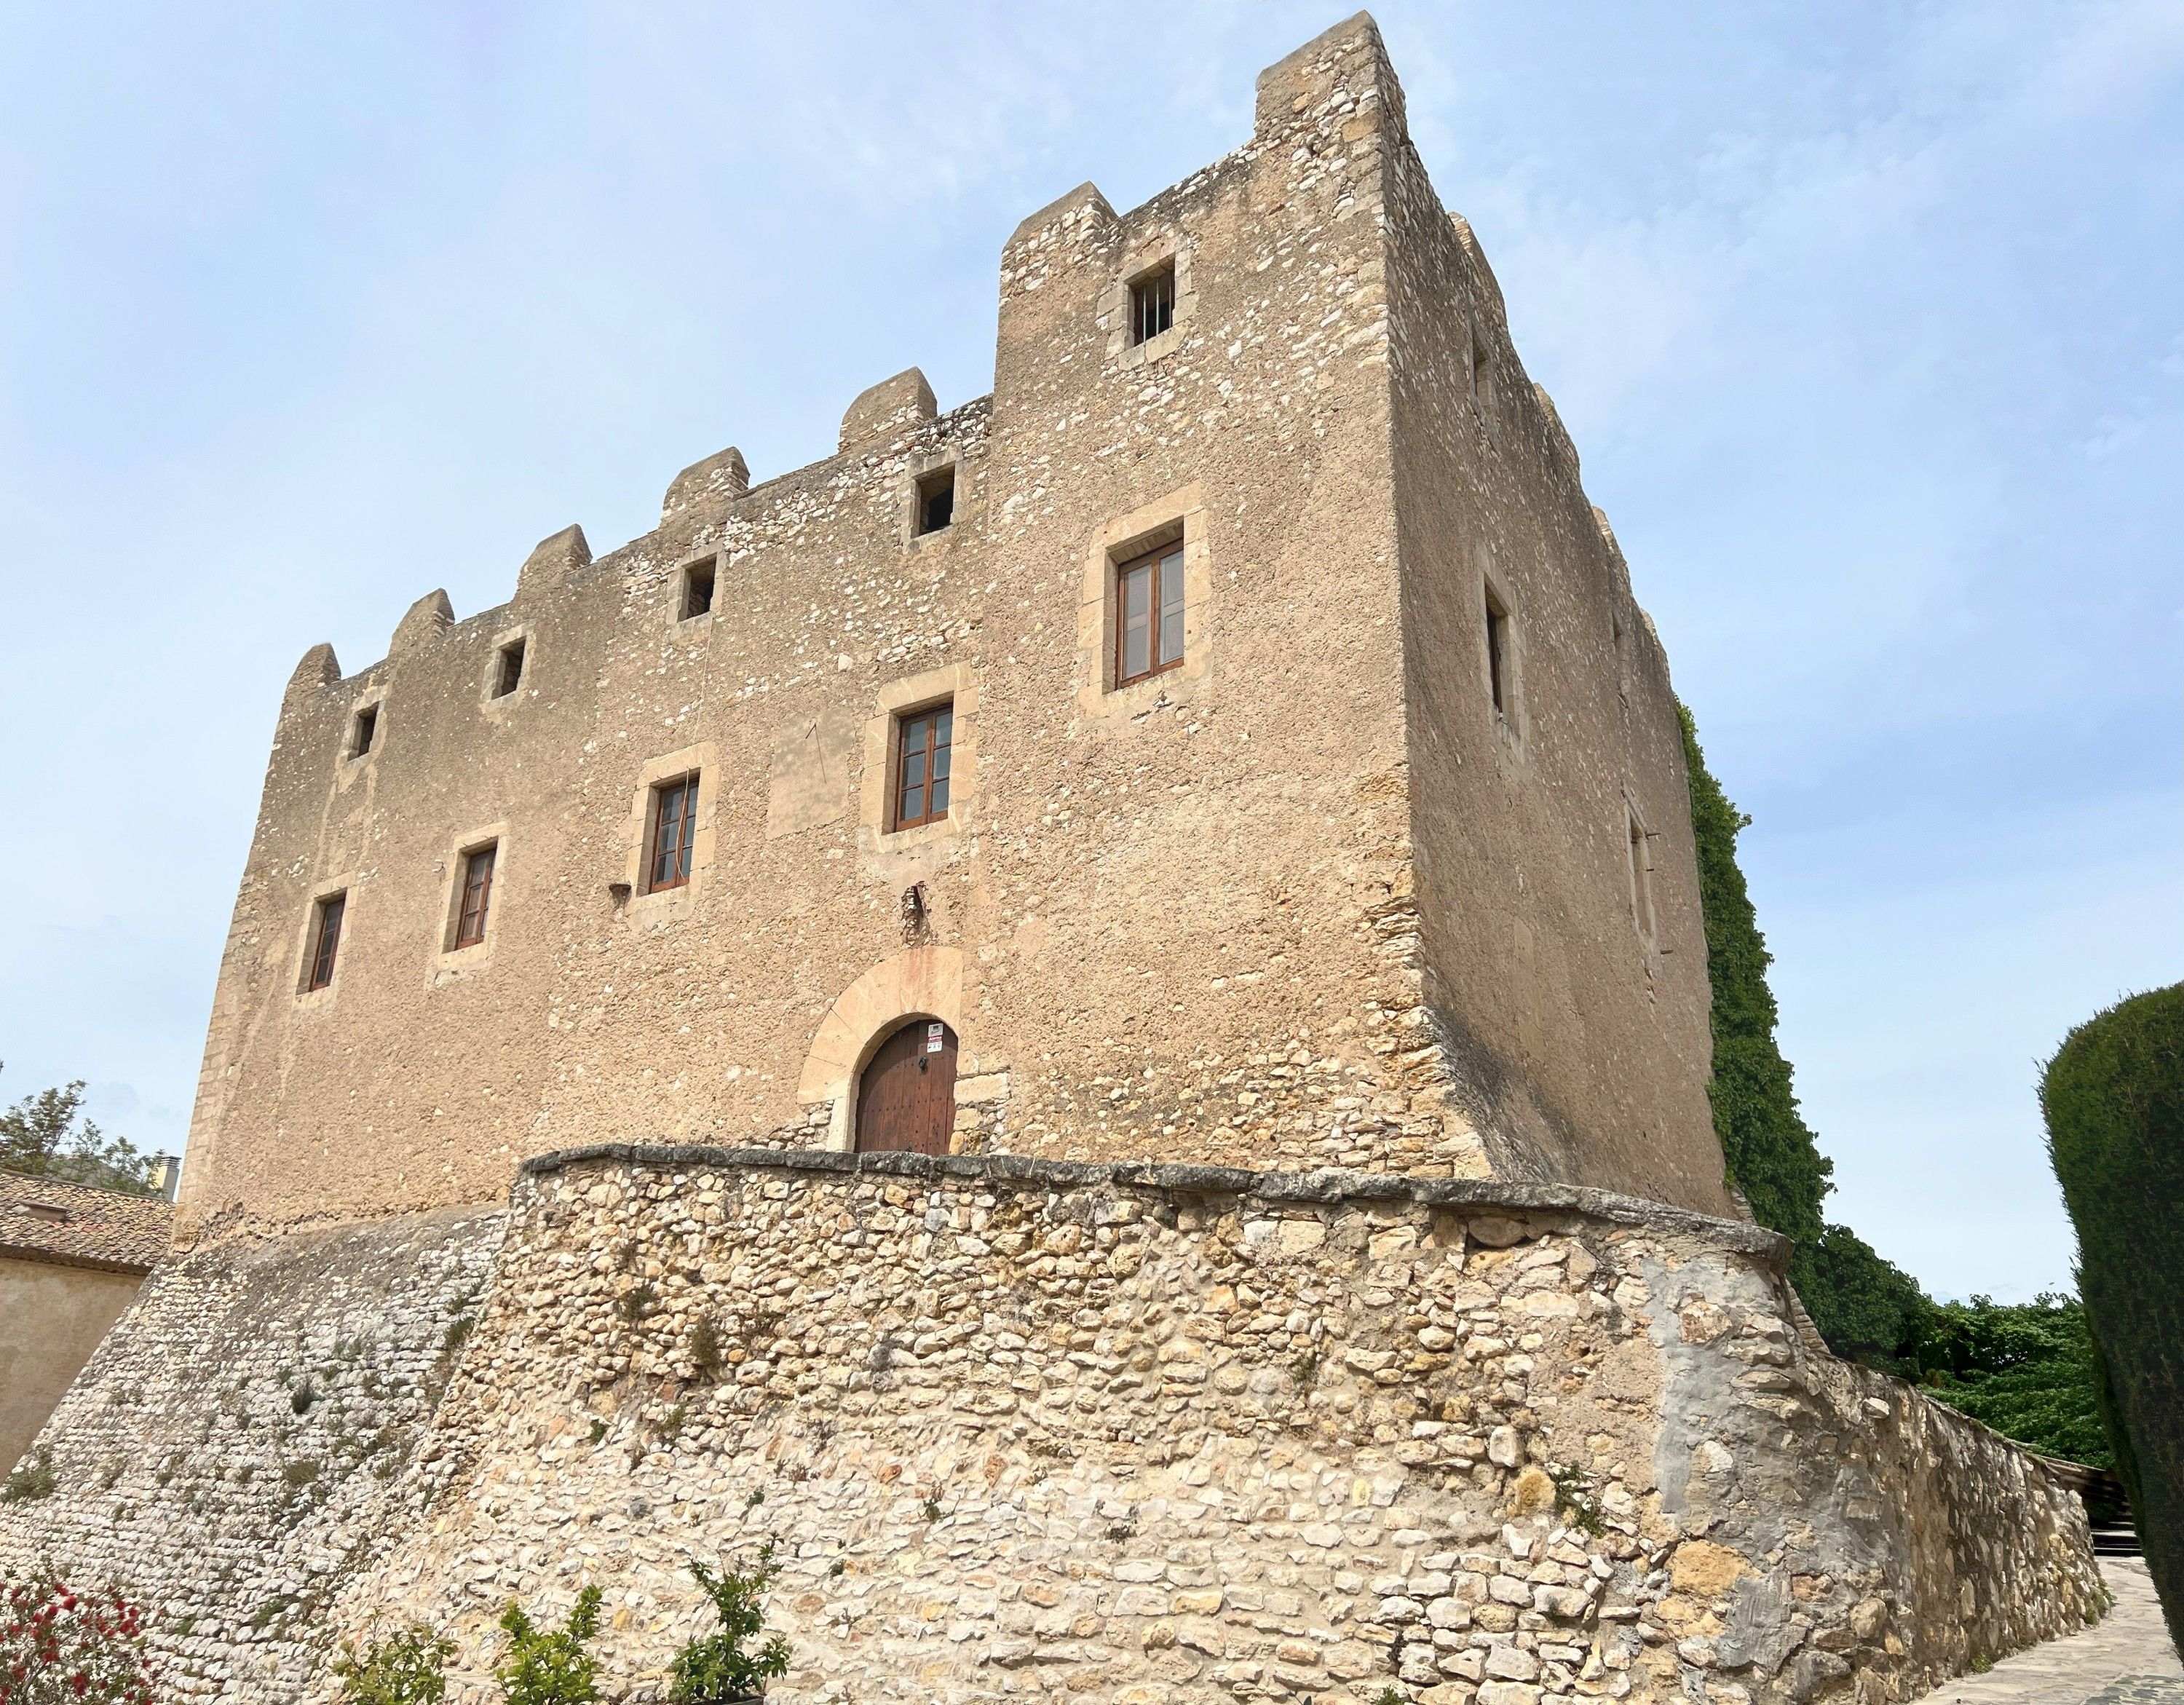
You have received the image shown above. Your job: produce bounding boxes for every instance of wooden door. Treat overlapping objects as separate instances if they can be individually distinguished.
[855,1018,958,1155]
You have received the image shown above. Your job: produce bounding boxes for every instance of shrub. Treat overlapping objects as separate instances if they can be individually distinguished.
[668,1546,792,1704]
[2,1446,57,1503]
[332,1623,455,1705]
[496,1586,603,1705]
[0,1567,157,1704]
[2043,984,2184,1646]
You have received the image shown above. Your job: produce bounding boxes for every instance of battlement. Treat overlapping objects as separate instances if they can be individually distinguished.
[181,11,1720,1241]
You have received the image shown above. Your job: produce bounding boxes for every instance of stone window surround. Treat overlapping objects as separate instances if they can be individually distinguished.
[671,552,719,630]
[342,693,384,770]
[1101,240,1196,370]
[433,823,509,976]
[902,448,961,551]
[1621,791,1658,954]
[480,625,531,711]
[618,744,719,922]
[1076,483,1212,721]
[858,663,978,854]
[294,874,358,1008]
[795,946,1006,1152]
[1479,556,1524,754]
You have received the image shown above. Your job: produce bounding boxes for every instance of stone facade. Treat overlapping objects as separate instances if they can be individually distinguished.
[177,10,1722,1240]
[303,1149,2097,1705]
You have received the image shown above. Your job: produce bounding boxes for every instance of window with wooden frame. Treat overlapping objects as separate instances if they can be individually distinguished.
[304,893,346,992]
[1130,263,1176,346]
[646,774,700,892]
[915,467,955,537]
[892,703,953,831]
[493,638,525,698]
[453,842,497,949]
[350,705,379,759]
[680,557,716,621]
[1115,541,1186,688]
[1484,584,1513,719]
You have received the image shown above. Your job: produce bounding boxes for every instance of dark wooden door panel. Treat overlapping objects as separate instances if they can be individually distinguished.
[855,1018,958,1155]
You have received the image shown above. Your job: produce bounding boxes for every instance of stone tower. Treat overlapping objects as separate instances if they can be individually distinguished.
[178,12,1722,1241]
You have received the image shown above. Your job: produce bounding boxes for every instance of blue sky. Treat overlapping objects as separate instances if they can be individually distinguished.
[0,2,2175,1299]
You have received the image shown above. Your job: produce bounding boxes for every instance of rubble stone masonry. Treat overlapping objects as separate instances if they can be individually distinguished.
[308,1150,2098,1705]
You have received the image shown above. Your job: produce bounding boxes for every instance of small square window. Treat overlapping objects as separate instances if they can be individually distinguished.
[494,638,525,699]
[681,558,716,621]
[350,705,379,759]
[304,893,347,992]
[915,467,955,537]
[646,774,700,892]
[1115,542,1185,688]
[453,842,497,949]
[1131,264,1176,346]
[893,703,954,831]
[1484,585,1513,718]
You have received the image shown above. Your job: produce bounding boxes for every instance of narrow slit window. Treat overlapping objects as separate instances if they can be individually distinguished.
[1484,585,1511,717]
[454,843,497,949]
[893,703,954,831]
[1131,264,1175,346]
[1116,542,1186,687]
[494,638,525,698]
[1626,812,1656,946]
[647,775,700,892]
[681,558,716,621]
[916,467,956,537]
[350,705,378,759]
[305,893,347,992]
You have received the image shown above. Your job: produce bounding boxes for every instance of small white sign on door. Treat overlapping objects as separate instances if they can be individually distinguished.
[925,1023,944,1053]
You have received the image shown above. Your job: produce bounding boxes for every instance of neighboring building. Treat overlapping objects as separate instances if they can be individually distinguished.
[178,6,1724,1242]
[0,1171,170,1471]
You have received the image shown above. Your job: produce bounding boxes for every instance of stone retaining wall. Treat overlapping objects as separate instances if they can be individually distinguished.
[312,1148,2100,1705]
[0,1206,505,1701]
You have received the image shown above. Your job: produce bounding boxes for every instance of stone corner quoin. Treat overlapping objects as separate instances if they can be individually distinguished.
[0,13,2100,1705]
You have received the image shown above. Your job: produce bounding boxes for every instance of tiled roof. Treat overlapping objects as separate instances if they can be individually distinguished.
[0,1168,172,1273]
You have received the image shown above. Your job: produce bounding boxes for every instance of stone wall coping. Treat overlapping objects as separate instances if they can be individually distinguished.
[517,1143,1792,1265]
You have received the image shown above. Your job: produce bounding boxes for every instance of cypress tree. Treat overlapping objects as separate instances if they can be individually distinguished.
[1678,707,1925,1361]
[2043,984,2184,1643]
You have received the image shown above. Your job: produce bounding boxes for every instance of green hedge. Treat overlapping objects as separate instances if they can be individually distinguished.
[2043,984,2184,1643]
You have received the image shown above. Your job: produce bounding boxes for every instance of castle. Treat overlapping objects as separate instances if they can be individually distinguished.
[3,17,2100,1705]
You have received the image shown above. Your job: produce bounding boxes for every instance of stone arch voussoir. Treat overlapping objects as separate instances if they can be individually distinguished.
[796,946,965,1150]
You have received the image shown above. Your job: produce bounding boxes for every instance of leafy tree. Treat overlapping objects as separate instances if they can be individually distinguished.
[496,1586,603,1705]
[333,1623,456,1705]
[1913,1294,2113,1470]
[1677,708,1924,1362]
[2043,984,2184,1645]
[0,1067,157,1195]
[668,1545,793,1703]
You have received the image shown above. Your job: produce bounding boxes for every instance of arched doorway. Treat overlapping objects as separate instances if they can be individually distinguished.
[854,1017,958,1154]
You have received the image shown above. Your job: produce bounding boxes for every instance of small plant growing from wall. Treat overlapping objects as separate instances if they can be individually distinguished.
[496,1586,604,1705]
[0,1566,157,1704]
[668,1545,793,1704]
[2,1445,57,1502]
[689,1315,725,1381]
[331,1623,456,1705]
